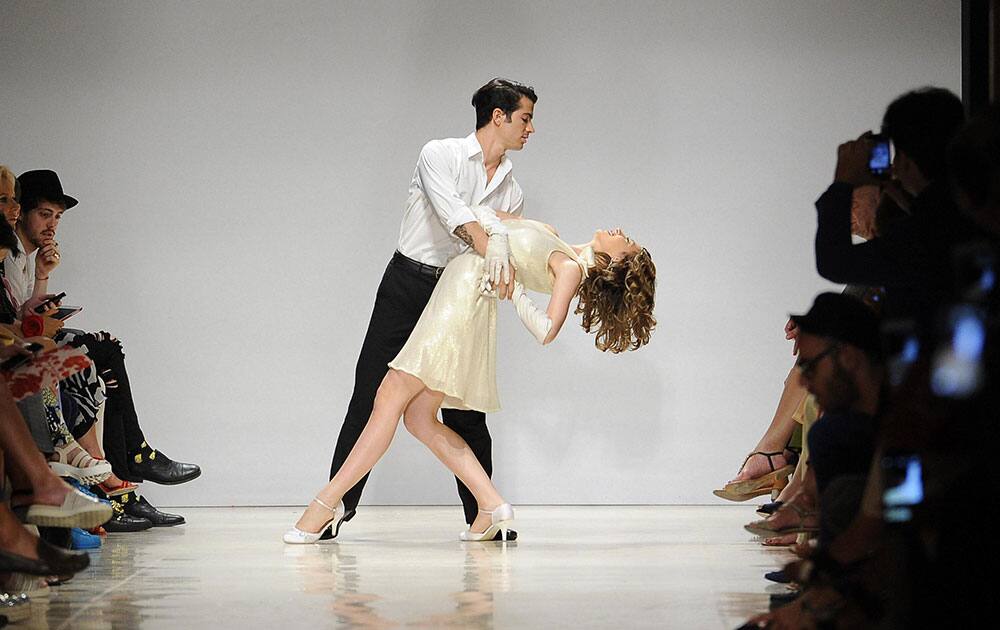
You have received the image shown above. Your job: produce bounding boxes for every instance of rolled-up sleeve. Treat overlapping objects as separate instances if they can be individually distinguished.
[415,141,477,233]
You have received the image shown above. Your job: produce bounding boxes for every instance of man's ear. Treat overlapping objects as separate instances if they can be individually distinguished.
[838,344,864,372]
[492,107,506,125]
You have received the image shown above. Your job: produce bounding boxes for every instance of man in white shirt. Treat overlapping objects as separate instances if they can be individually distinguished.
[326,78,537,540]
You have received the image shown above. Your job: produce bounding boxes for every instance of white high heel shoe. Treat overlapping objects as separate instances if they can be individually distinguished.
[283,497,345,544]
[460,503,514,541]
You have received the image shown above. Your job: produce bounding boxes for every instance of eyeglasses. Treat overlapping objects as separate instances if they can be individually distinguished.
[795,343,840,377]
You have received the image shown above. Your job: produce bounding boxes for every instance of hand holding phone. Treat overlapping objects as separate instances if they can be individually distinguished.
[867,134,892,179]
[33,292,66,315]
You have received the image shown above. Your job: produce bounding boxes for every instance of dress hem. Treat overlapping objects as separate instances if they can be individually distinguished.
[387,362,500,414]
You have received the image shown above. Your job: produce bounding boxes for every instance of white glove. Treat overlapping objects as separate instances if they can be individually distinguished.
[511,282,552,344]
[468,205,513,294]
[483,233,513,292]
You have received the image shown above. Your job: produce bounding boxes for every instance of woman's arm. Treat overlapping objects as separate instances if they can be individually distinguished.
[541,255,582,344]
[510,253,581,345]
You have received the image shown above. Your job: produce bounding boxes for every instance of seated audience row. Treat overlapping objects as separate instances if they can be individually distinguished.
[720,88,998,628]
[0,165,201,622]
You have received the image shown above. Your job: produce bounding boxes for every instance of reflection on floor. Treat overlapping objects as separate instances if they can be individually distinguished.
[18,506,780,629]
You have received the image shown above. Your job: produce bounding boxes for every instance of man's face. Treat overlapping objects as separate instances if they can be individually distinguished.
[795,333,860,411]
[497,96,535,151]
[20,199,64,249]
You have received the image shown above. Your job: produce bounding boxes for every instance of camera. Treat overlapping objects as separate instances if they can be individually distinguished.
[868,134,892,178]
[881,319,920,387]
[881,452,923,524]
[930,304,986,398]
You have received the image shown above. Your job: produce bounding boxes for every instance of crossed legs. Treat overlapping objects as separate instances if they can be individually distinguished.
[295,369,505,534]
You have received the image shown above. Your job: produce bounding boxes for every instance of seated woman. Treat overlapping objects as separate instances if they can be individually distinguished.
[286,218,656,543]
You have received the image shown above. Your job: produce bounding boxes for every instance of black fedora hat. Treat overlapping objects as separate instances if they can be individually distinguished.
[16,170,78,210]
[790,292,882,358]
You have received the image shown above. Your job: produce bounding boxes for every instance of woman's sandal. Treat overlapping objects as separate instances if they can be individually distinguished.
[712,451,794,501]
[48,440,112,485]
[744,502,819,537]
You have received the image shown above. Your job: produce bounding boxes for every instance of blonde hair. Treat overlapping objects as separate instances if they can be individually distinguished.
[575,247,657,353]
[0,165,14,191]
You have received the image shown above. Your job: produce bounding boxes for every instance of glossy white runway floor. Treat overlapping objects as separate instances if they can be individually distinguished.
[24,506,784,629]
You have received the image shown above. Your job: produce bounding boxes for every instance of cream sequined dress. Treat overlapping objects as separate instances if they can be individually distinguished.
[389,220,590,413]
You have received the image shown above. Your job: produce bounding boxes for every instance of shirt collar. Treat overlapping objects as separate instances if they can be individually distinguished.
[464,132,483,160]
[464,132,509,164]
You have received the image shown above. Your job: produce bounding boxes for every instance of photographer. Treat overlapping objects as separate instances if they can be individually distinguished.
[814,87,977,333]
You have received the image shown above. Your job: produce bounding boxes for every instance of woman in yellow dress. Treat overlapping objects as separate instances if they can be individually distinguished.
[285,219,656,543]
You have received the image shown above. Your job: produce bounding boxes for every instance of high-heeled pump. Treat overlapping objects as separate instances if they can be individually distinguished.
[283,497,345,544]
[460,503,514,542]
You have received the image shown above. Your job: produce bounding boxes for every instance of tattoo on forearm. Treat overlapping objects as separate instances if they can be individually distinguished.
[453,224,474,246]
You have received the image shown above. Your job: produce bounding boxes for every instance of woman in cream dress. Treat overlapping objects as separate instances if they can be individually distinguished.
[286,219,656,543]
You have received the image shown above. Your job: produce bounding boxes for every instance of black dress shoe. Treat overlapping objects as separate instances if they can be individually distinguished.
[318,508,357,540]
[103,499,153,533]
[491,529,517,542]
[127,445,201,486]
[121,493,185,527]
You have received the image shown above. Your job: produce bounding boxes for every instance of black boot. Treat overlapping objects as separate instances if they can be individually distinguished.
[121,492,185,527]
[127,442,201,486]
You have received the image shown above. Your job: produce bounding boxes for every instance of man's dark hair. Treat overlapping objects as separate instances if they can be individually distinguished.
[882,87,965,182]
[472,78,537,130]
[17,196,64,217]
[948,103,1000,212]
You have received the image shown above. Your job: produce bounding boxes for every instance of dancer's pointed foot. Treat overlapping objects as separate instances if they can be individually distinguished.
[284,497,345,544]
[461,503,514,542]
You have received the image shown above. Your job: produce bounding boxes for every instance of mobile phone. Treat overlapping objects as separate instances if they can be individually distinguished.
[952,241,996,303]
[881,452,923,524]
[881,318,919,387]
[34,292,67,314]
[0,342,43,371]
[51,305,83,321]
[868,134,892,178]
[930,304,985,398]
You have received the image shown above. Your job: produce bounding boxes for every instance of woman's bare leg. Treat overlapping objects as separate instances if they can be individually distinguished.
[730,364,806,483]
[401,389,504,533]
[76,424,127,488]
[294,369,424,532]
[0,386,73,507]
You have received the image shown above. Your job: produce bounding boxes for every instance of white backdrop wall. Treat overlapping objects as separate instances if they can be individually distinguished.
[0,1,959,506]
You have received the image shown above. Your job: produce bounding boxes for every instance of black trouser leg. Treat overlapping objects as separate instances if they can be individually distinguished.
[329,261,436,512]
[441,409,491,525]
[76,335,146,481]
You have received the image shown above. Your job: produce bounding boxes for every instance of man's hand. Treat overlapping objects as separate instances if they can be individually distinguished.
[834,133,882,188]
[483,234,516,300]
[34,239,61,278]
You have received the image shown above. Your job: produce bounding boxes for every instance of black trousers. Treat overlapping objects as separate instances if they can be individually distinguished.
[329,256,492,525]
[69,333,147,482]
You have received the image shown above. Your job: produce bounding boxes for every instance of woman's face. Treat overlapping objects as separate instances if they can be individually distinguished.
[0,178,19,227]
[593,228,640,260]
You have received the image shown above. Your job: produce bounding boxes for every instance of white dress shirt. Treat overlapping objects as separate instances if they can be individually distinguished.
[3,239,36,306]
[397,132,524,267]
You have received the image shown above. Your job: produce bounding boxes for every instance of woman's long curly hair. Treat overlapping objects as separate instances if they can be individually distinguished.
[575,247,656,353]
